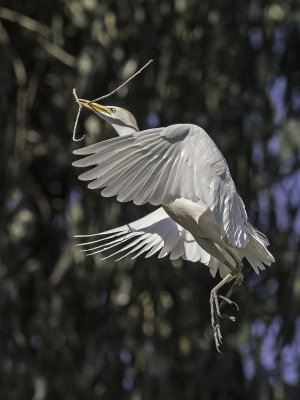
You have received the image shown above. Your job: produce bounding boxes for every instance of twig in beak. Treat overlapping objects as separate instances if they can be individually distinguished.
[72,59,153,142]
[72,88,85,142]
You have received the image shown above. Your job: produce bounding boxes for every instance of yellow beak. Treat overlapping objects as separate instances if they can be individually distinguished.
[78,99,113,114]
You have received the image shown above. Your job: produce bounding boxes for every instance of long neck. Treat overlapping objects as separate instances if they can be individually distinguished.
[101,113,139,136]
[110,119,139,136]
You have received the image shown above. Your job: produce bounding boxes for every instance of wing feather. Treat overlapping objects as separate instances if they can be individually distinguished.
[73,124,249,246]
[73,128,162,156]
[78,147,140,180]
[75,208,219,267]
[87,152,144,189]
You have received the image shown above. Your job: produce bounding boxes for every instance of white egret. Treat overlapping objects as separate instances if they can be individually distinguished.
[73,99,275,350]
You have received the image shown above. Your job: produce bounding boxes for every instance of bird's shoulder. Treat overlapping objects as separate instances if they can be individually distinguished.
[159,123,208,142]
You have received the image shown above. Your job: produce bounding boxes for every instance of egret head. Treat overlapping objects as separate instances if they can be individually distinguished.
[79,99,139,136]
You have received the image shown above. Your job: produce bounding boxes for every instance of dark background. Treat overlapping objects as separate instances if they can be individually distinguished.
[1,1,300,399]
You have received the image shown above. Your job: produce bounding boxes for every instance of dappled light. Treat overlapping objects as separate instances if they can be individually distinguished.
[1,0,300,399]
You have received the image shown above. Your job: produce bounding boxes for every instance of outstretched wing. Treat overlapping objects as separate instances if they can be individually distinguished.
[73,124,249,247]
[75,207,221,276]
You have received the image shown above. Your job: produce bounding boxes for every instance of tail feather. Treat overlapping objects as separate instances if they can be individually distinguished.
[242,227,274,274]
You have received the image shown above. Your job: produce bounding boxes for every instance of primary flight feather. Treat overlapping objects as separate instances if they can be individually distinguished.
[73,100,274,350]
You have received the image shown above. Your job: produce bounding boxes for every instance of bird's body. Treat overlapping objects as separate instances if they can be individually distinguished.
[163,197,273,275]
[73,100,274,350]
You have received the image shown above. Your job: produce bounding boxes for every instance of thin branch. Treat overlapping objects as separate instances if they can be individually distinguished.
[72,89,85,142]
[88,59,153,103]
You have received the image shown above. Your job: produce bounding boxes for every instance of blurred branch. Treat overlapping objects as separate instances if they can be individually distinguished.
[25,62,45,110]
[0,22,45,154]
[0,22,27,154]
[37,37,76,68]
[0,7,76,67]
[0,7,51,37]
[0,22,27,86]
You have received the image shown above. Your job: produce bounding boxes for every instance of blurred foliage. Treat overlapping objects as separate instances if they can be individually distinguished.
[0,0,300,399]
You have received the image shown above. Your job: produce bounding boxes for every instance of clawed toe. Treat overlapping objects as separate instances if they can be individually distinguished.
[219,313,236,322]
[210,284,239,351]
[218,295,239,311]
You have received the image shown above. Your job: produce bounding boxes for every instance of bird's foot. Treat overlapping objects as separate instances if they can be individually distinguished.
[210,289,224,352]
[218,295,239,311]
[210,277,239,352]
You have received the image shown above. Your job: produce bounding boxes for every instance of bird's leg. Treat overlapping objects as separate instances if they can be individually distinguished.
[219,271,244,311]
[210,273,234,352]
[210,261,244,352]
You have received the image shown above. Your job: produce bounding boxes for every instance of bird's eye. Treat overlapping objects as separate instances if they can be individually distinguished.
[110,108,116,113]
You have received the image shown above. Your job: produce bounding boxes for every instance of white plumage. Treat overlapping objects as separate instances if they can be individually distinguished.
[73,100,274,350]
